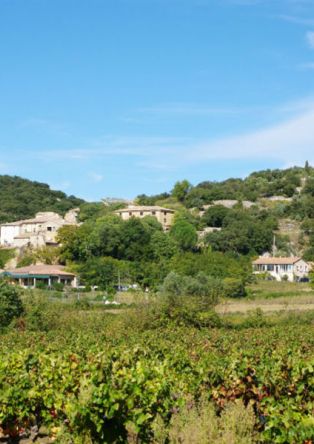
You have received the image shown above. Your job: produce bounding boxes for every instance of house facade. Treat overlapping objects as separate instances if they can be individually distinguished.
[252,256,311,282]
[1,264,77,288]
[0,209,79,248]
[115,205,175,230]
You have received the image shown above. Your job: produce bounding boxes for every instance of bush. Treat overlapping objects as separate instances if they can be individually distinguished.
[0,281,24,328]
[52,282,64,292]
[24,294,59,332]
[151,395,256,444]
[223,277,246,298]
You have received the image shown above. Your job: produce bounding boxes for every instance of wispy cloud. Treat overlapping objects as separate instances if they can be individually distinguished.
[306,30,314,48]
[51,180,71,191]
[89,172,104,183]
[136,103,250,116]
[17,98,314,174]
[183,104,314,165]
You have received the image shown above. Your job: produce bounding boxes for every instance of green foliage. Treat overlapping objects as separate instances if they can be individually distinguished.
[170,220,198,251]
[0,249,15,268]
[202,204,230,227]
[0,299,314,443]
[205,210,273,255]
[223,277,246,298]
[0,282,23,328]
[0,175,83,223]
[17,246,61,268]
[171,179,192,202]
[155,271,223,328]
[152,397,256,444]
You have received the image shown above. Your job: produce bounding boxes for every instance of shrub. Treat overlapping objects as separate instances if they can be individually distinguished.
[0,281,24,328]
[24,294,59,332]
[223,277,246,298]
[151,396,256,444]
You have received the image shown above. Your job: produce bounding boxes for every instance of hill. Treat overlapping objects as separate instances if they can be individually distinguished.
[0,175,84,223]
[137,164,314,209]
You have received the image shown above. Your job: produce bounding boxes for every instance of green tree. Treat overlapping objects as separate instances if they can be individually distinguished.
[202,205,230,227]
[172,180,192,202]
[0,281,23,328]
[170,220,198,251]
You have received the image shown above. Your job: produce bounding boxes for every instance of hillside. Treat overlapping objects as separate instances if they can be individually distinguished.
[135,164,314,259]
[0,175,84,223]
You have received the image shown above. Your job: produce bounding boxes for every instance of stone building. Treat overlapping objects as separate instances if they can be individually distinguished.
[115,205,174,230]
[0,209,79,248]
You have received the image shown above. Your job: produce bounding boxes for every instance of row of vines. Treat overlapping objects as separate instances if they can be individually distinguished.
[0,307,314,443]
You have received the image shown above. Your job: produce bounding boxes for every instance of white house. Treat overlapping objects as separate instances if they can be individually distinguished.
[0,209,79,248]
[252,256,311,282]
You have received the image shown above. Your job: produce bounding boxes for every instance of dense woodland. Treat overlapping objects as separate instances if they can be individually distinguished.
[0,175,84,223]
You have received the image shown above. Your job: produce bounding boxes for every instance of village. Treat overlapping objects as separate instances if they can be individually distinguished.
[0,200,312,291]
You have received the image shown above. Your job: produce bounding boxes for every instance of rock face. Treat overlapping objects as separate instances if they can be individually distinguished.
[64,208,80,224]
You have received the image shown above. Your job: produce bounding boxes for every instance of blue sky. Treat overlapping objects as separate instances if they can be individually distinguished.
[1,0,314,200]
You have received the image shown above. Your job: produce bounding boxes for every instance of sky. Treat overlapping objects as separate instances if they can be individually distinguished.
[1,0,314,201]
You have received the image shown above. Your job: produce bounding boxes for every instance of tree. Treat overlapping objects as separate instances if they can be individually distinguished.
[171,180,192,202]
[0,281,23,328]
[170,220,198,251]
[202,205,230,227]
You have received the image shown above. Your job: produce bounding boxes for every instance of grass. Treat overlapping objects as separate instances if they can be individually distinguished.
[247,279,314,299]
[216,280,314,315]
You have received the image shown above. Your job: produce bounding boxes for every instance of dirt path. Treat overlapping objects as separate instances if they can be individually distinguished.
[216,301,314,314]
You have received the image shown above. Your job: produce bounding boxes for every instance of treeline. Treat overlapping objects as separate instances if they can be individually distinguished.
[137,164,314,208]
[0,175,84,223]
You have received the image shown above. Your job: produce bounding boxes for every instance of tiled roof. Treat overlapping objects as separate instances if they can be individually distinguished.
[1,217,50,227]
[252,257,302,265]
[5,265,75,277]
[116,205,174,213]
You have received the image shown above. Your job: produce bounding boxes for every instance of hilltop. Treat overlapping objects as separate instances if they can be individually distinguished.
[0,175,84,223]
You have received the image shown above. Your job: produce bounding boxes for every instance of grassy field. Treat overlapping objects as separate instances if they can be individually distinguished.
[216,280,314,314]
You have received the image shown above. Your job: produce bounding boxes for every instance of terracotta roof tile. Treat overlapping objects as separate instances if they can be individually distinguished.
[252,257,302,265]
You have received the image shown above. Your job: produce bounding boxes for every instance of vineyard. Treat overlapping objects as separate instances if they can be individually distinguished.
[0,294,314,443]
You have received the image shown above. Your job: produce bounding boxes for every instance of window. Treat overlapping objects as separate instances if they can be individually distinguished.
[47,227,52,232]
[140,212,144,216]
[129,212,132,216]
[267,265,274,271]
[152,211,156,215]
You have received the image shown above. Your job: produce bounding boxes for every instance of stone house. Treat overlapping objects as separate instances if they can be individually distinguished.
[0,209,79,248]
[252,256,311,282]
[115,205,175,230]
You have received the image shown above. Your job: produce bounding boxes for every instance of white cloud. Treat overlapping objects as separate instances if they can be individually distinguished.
[21,97,314,173]
[89,172,104,183]
[51,181,71,191]
[137,103,249,116]
[306,31,314,48]
[183,104,314,165]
